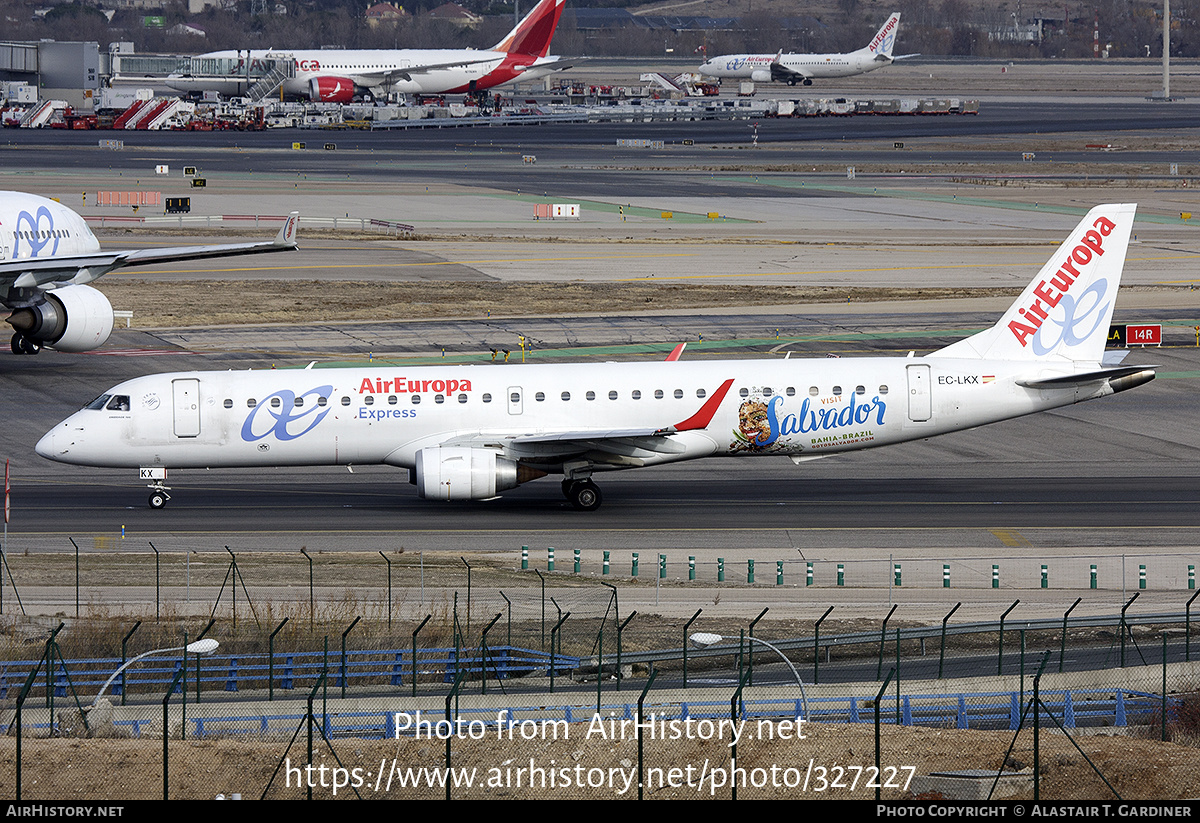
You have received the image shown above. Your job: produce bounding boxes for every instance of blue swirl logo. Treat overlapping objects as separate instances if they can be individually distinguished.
[1031,278,1110,355]
[15,207,58,258]
[241,386,333,442]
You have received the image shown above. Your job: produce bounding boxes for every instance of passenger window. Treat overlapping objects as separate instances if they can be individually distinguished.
[388,395,397,405]
[457,394,467,404]
[673,389,683,399]
[340,396,350,406]
[436,394,445,404]
[535,392,545,402]
[586,391,596,401]
[317,396,328,407]
[832,386,842,395]
[271,397,281,408]
[696,388,706,398]
[878,385,889,395]
[561,391,570,401]
[632,390,641,400]
[483,393,492,403]
[608,390,618,400]
[223,399,233,409]
[762,387,772,397]
[739,388,749,398]
[364,396,374,406]
[295,397,304,407]
[855,385,865,395]
[655,390,664,399]
[809,387,819,396]
[248,398,257,408]
[411,395,421,405]
[786,387,795,396]
[508,392,519,404]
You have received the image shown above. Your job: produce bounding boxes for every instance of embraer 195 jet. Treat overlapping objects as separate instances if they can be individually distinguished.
[166,0,568,102]
[38,205,1153,511]
[1,192,298,355]
[699,13,911,85]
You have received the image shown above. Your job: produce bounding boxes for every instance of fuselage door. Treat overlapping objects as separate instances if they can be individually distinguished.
[507,386,523,416]
[172,378,201,437]
[906,364,931,422]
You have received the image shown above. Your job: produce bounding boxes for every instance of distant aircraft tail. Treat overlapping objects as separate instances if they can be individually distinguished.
[493,0,566,57]
[862,12,901,59]
[935,204,1137,364]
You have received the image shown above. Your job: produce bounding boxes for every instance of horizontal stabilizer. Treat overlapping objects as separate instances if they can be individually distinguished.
[1017,366,1156,389]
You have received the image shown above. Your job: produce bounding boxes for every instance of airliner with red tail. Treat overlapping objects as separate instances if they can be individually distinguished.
[166,0,569,102]
[37,206,1154,511]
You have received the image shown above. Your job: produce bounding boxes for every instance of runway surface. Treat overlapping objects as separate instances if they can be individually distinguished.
[2,71,1198,622]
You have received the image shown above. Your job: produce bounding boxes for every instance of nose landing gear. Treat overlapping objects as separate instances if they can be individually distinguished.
[140,467,171,509]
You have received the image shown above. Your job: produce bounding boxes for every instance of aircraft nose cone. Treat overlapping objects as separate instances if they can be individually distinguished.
[35,429,57,460]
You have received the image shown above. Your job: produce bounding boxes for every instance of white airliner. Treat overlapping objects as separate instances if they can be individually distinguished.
[699,12,911,86]
[1,192,298,355]
[38,205,1153,511]
[166,0,568,102]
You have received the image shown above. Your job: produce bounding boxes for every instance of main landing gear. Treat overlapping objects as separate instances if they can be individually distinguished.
[11,333,40,355]
[562,478,602,511]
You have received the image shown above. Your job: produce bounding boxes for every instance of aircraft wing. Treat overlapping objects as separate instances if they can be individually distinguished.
[444,378,735,464]
[1,212,298,294]
[769,60,812,82]
[364,57,501,86]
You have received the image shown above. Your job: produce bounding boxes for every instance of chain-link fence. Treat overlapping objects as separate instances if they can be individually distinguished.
[2,584,1198,800]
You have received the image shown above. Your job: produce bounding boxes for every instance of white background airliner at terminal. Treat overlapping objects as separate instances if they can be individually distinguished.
[166,0,567,102]
[699,12,911,85]
[0,192,297,355]
[37,206,1154,512]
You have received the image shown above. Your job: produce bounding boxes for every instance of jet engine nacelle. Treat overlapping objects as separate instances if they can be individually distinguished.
[6,285,114,352]
[308,76,356,103]
[750,69,772,83]
[414,447,520,501]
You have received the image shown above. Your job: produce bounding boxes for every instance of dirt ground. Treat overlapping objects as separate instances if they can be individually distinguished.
[1,721,1196,800]
[98,279,1020,330]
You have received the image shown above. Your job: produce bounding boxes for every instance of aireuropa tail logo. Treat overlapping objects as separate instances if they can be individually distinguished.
[1008,214,1117,354]
[869,16,899,54]
[241,386,333,442]
[14,207,58,258]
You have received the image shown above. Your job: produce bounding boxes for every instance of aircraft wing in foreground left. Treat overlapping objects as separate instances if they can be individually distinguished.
[2,192,298,355]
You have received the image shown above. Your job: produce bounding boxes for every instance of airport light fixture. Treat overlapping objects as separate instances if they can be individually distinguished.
[689,632,808,719]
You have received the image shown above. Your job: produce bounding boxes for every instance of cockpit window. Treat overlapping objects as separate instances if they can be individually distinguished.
[84,394,111,411]
[106,395,130,412]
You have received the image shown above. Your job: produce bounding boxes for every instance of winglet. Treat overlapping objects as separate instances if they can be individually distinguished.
[672,378,734,432]
[665,343,687,362]
[275,212,300,248]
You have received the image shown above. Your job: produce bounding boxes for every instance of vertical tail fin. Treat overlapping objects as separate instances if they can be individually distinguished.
[493,0,566,57]
[864,13,901,58]
[935,204,1137,363]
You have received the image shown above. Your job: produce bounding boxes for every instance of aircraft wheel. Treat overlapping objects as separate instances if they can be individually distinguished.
[148,493,167,510]
[11,333,40,355]
[569,481,602,512]
[803,78,812,86]
[787,78,797,86]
